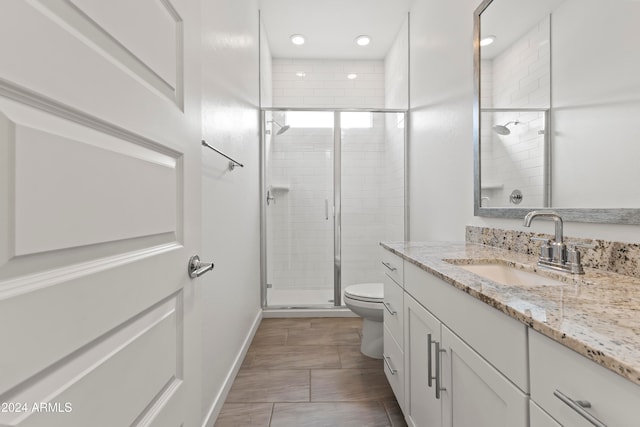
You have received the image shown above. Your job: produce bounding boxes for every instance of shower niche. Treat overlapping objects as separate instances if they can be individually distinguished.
[261,109,406,308]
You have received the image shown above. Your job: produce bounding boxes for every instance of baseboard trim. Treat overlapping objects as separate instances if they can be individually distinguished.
[262,307,357,318]
[201,309,263,427]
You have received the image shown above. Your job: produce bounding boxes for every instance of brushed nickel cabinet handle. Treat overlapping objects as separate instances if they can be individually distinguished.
[427,333,433,388]
[554,389,606,427]
[383,354,397,375]
[433,341,446,399]
[382,261,397,271]
[383,302,397,316]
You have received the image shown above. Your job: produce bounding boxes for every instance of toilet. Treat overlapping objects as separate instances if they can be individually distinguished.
[343,282,384,359]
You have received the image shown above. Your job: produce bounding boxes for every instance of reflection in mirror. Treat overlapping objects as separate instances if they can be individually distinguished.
[474,0,640,223]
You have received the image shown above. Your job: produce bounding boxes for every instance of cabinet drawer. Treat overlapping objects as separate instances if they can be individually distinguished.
[404,261,528,392]
[383,324,404,409]
[530,401,561,427]
[530,330,640,427]
[380,247,403,286]
[383,274,403,347]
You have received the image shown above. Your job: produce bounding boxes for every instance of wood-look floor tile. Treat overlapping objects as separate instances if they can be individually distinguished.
[259,318,311,329]
[383,400,409,427]
[287,327,361,346]
[249,345,341,369]
[240,352,255,370]
[338,346,383,369]
[250,326,288,347]
[310,317,362,330]
[225,369,310,403]
[270,402,391,427]
[214,403,273,427]
[311,369,395,402]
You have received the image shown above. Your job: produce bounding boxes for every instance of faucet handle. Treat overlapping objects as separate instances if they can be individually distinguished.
[531,237,552,262]
[566,242,595,274]
[531,237,550,242]
[568,242,595,250]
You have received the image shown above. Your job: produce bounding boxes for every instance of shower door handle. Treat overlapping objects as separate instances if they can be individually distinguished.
[325,198,329,220]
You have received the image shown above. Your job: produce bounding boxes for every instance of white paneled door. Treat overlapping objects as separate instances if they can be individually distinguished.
[0,1,202,427]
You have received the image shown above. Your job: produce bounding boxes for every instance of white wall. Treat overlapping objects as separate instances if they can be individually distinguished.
[200,0,262,424]
[408,0,477,241]
[409,0,640,244]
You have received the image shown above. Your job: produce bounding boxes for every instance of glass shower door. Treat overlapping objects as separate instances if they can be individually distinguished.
[340,111,406,293]
[264,111,335,307]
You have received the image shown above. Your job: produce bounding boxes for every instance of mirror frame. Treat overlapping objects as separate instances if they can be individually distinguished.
[473,0,640,225]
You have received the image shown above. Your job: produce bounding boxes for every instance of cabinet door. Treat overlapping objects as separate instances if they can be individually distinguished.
[441,326,528,427]
[404,295,442,427]
[530,401,562,427]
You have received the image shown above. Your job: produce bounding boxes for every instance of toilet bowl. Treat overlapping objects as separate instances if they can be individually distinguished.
[344,283,384,359]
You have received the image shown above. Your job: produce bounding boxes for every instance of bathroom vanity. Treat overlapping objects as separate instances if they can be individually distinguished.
[380,242,640,427]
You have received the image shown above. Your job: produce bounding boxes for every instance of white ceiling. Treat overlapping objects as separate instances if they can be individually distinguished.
[259,0,413,60]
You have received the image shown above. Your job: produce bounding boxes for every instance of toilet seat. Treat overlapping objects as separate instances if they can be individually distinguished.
[344,283,383,303]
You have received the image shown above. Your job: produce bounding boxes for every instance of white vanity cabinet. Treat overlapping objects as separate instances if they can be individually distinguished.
[381,250,529,427]
[529,330,640,427]
[381,245,640,427]
[381,249,405,410]
[403,287,528,427]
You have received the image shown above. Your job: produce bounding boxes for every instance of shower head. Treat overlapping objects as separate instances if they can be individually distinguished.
[276,124,290,135]
[492,120,520,136]
[268,120,290,135]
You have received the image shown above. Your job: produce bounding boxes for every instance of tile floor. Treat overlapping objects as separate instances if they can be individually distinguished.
[214,317,408,427]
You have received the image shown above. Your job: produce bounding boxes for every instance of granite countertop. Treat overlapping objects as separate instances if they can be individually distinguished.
[381,241,640,386]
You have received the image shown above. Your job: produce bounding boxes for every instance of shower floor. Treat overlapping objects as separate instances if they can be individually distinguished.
[267,288,339,307]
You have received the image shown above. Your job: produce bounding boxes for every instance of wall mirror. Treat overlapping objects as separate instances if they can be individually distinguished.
[474,0,640,224]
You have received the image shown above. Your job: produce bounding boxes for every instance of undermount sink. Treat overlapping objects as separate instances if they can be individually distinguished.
[453,262,567,287]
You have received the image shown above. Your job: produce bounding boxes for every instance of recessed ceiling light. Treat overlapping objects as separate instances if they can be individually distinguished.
[296,71,306,78]
[290,34,305,45]
[355,35,371,46]
[480,35,496,47]
[347,73,358,80]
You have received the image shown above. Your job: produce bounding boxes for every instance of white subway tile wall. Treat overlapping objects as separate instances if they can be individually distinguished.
[480,16,550,208]
[266,38,407,304]
[272,59,385,108]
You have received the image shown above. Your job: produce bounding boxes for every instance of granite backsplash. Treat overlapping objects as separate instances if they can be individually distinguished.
[466,226,640,279]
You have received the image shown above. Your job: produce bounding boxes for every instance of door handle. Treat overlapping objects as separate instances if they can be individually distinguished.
[325,198,329,220]
[188,255,214,278]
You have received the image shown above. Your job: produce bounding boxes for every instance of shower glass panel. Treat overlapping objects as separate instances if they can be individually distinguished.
[264,110,335,307]
[341,112,406,291]
[262,109,406,309]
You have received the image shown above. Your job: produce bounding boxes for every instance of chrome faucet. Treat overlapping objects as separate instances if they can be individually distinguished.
[523,210,591,274]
